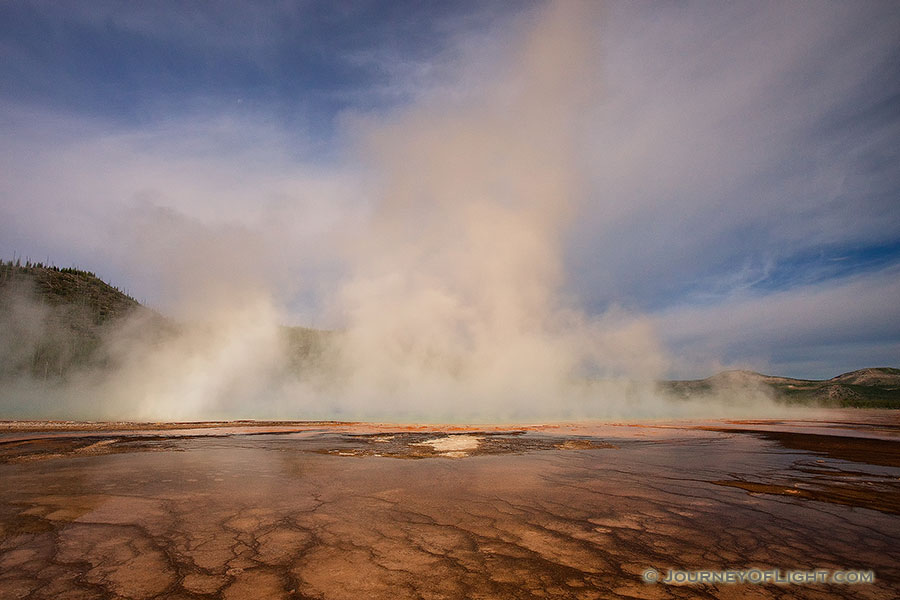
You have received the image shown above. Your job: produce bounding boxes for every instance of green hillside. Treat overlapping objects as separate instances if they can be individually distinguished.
[0,260,330,379]
[0,260,152,378]
[1,260,141,321]
[664,368,900,408]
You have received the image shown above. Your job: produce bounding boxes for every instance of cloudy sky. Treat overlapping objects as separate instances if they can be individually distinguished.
[2,0,898,380]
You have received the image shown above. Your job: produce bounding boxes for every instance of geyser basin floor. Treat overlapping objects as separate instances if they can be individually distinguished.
[1,413,898,599]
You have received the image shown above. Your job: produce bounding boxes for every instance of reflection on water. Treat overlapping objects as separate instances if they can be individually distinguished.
[1,415,899,599]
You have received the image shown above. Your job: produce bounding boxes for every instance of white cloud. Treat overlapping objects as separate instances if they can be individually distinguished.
[656,267,900,378]
[0,106,362,319]
[569,1,900,308]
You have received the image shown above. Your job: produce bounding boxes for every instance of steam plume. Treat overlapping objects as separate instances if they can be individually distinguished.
[0,2,792,421]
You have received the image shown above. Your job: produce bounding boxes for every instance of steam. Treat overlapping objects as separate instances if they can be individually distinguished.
[0,2,795,422]
[324,3,656,418]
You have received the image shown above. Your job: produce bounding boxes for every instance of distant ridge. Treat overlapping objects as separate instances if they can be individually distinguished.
[664,367,900,408]
[831,367,900,387]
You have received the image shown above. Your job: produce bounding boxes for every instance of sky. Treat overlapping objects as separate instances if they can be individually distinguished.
[1,0,899,381]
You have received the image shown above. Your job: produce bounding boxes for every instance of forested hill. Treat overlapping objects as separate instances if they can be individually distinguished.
[0,260,141,325]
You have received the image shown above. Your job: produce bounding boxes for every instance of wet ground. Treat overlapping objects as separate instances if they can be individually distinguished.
[1,411,899,599]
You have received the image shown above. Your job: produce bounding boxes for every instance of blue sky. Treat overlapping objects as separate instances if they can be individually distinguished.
[1,1,899,380]
[0,2,509,156]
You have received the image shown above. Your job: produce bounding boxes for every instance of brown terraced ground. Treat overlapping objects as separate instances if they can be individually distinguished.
[1,410,899,599]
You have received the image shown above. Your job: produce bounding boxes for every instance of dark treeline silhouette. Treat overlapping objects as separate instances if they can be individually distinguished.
[0,259,150,379]
[0,259,330,382]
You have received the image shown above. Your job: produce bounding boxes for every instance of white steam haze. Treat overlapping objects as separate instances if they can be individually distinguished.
[328,3,671,420]
[2,1,897,421]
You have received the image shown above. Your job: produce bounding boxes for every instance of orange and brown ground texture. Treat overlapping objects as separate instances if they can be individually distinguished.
[1,410,898,600]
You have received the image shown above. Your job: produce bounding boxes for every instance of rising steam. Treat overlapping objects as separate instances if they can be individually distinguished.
[324,3,657,418]
[0,3,790,421]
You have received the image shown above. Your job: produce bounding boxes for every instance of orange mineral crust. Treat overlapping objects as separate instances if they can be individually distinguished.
[1,411,898,599]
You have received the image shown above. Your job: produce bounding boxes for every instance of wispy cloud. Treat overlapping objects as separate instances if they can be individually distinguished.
[658,266,900,379]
